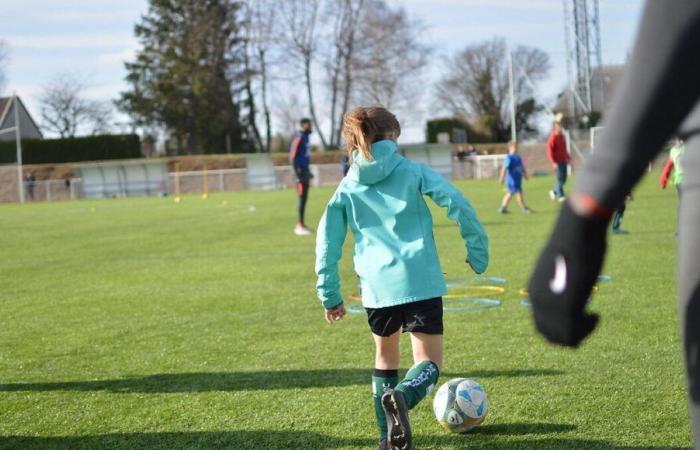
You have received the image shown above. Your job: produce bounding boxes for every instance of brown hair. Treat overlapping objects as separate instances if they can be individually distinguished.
[342,107,401,162]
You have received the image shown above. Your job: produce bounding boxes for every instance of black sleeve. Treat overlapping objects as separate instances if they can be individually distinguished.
[575,1,700,208]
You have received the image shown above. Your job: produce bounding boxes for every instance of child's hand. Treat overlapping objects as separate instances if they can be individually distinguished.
[325,305,346,324]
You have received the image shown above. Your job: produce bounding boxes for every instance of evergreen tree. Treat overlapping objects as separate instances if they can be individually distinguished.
[119,0,245,154]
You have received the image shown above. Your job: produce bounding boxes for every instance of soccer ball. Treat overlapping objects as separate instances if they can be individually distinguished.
[433,378,488,433]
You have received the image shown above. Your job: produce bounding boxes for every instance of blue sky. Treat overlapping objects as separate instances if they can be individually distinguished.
[0,0,645,142]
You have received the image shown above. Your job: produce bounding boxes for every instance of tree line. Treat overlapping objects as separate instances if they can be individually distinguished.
[0,1,552,153]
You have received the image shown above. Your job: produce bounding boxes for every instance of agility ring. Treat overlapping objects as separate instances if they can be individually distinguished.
[347,275,507,314]
[446,276,507,287]
[443,297,502,312]
[346,297,503,314]
[346,304,365,314]
[444,285,505,299]
[597,274,613,283]
[518,286,599,297]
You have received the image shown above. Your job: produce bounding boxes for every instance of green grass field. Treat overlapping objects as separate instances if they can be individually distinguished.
[0,173,691,449]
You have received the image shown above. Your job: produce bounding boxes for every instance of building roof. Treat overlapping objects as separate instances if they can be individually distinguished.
[0,96,43,138]
[0,98,10,125]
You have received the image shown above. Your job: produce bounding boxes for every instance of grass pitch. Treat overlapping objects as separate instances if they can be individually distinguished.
[0,173,690,449]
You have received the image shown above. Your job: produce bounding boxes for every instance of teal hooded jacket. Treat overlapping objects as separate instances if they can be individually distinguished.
[315,140,489,310]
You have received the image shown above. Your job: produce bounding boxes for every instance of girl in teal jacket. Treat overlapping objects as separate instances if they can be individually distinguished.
[315,107,489,450]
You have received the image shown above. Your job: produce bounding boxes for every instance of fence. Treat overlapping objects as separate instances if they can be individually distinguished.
[23,179,82,202]
[11,155,522,203]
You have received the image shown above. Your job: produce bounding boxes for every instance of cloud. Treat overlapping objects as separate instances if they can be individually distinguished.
[7,33,135,50]
[398,0,553,10]
[97,47,137,65]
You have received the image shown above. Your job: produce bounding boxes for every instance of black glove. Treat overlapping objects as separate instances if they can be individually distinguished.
[528,201,609,347]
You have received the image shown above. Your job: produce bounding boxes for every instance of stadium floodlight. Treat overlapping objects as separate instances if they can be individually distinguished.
[0,93,24,203]
[508,48,517,142]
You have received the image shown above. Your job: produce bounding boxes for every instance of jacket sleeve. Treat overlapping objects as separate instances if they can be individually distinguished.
[659,157,674,189]
[574,1,700,208]
[546,134,556,164]
[315,192,348,309]
[419,164,489,274]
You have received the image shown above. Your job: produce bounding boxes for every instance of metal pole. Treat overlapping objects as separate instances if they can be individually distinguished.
[507,49,517,142]
[13,94,25,204]
[593,0,604,110]
[562,0,576,121]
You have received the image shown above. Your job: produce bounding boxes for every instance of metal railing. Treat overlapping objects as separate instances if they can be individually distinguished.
[23,178,82,202]
[15,156,515,203]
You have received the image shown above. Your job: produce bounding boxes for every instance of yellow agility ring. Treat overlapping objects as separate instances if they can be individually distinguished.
[444,285,505,299]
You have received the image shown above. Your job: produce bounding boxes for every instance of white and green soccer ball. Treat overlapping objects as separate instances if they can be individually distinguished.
[433,378,488,433]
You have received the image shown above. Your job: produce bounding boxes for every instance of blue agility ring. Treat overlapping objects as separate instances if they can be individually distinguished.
[446,276,507,288]
[346,304,365,314]
[443,297,502,312]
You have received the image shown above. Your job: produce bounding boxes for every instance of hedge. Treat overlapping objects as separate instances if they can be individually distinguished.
[0,134,142,165]
[426,118,491,144]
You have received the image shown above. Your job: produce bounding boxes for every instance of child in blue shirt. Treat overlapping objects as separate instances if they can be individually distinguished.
[498,141,532,214]
[315,107,489,450]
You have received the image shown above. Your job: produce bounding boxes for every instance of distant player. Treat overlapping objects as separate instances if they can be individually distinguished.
[527,2,700,446]
[611,194,633,234]
[659,138,686,196]
[315,107,489,450]
[546,121,570,202]
[290,118,314,235]
[498,141,532,214]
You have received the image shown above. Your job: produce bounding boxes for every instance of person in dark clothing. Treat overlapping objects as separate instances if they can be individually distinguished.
[340,154,351,177]
[26,174,36,201]
[527,2,700,447]
[290,118,314,235]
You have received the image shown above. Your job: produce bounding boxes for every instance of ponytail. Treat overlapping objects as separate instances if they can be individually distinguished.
[342,107,400,162]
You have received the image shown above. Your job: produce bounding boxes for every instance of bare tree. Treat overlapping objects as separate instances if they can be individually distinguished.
[39,74,114,138]
[352,2,430,115]
[274,91,306,138]
[241,0,278,152]
[0,40,8,94]
[249,0,276,152]
[325,0,366,148]
[278,0,329,149]
[435,37,550,141]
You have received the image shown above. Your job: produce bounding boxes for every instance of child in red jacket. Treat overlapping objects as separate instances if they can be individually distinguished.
[547,122,570,201]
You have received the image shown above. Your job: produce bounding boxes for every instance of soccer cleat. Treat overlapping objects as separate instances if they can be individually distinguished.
[378,439,390,450]
[294,224,313,236]
[498,207,508,214]
[612,228,628,234]
[549,190,556,201]
[522,207,533,214]
[382,390,412,450]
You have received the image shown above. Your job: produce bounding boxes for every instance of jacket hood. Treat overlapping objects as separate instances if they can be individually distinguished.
[347,140,403,185]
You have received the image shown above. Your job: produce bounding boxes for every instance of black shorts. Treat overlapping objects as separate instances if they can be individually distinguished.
[366,297,443,337]
[294,165,312,184]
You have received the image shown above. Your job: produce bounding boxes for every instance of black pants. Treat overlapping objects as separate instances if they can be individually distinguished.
[295,166,311,225]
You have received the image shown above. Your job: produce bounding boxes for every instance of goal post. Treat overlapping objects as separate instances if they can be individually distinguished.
[0,94,24,203]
